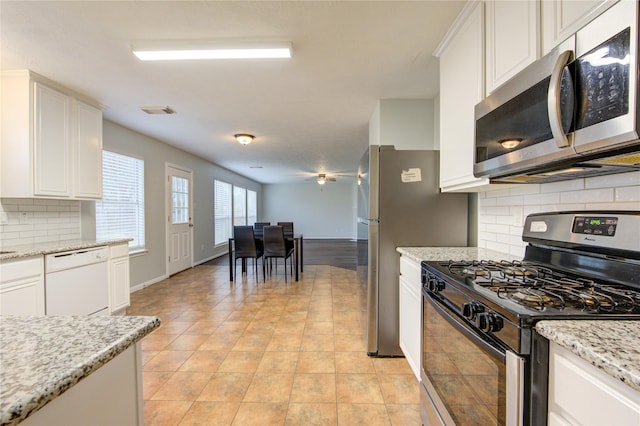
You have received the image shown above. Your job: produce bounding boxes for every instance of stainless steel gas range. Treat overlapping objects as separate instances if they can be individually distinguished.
[420,211,640,426]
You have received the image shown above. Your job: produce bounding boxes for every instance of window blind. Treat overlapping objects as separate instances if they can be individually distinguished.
[214,180,232,245]
[247,190,257,226]
[96,151,145,251]
[233,186,247,226]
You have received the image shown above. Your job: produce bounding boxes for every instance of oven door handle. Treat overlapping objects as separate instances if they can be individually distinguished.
[424,291,506,362]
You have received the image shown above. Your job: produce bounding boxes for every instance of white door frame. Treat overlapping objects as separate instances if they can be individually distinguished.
[165,163,194,276]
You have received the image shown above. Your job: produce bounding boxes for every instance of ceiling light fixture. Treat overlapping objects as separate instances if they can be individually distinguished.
[317,175,327,185]
[140,105,175,114]
[234,133,255,145]
[132,42,292,61]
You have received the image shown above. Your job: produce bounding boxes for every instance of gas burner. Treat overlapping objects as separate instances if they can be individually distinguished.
[506,288,554,309]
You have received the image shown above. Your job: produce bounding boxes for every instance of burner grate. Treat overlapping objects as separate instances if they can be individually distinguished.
[442,259,640,313]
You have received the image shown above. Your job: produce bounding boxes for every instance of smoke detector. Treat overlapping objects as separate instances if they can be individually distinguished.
[140,105,176,114]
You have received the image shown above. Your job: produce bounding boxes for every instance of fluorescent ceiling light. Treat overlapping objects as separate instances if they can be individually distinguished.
[132,42,291,61]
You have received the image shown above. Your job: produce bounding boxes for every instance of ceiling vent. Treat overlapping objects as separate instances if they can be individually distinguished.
[140,105,176,114]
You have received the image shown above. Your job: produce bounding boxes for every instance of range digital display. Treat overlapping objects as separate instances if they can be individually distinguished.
[572,216,618,236]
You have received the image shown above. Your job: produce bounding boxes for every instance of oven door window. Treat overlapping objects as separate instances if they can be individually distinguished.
[423,294,507,425]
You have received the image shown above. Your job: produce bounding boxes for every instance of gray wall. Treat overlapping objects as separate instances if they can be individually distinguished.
[262,183,355,239]
[82,120,262,289]
[370,99,437,150]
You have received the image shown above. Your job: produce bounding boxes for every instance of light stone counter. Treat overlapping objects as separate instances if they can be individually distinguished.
[536,320,640,393]
[0,238,132,261]
[396,246,520,263]
[0,315,160,425]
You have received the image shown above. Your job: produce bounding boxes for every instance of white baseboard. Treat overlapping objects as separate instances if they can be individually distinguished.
[130,274,169,293]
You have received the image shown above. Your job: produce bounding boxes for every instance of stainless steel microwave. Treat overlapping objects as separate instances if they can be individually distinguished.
[474,1,640,184]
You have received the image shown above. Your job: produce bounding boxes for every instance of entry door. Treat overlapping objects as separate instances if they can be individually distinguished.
[166,165,193,275]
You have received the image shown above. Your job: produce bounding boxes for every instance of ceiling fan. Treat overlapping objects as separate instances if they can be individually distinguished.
[315,173,336,185]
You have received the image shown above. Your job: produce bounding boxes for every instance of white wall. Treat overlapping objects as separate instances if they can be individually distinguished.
[82,120,262,289]
[262,183,355,239]
[370,99,437,150]
[478,171,640,257]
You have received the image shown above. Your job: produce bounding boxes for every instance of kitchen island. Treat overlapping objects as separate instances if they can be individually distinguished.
[0,315,160,425]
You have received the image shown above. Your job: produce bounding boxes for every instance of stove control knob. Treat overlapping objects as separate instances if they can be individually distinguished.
[421,274,427,285]
[461,302,485,320]
[427,277,445,293]
[477,312,503,333]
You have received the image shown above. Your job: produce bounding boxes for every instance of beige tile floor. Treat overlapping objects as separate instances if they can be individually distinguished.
[129,262,421,425]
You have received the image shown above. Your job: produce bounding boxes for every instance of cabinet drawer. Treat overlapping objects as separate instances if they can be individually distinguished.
[400,256,421,282]
[0,256,44,284]
[109,243,129,259]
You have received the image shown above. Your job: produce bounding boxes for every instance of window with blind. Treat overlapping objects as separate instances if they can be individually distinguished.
[214,180,232,245]
[96,150,145,251]
[247,190,257,225]
[233,186,247,226]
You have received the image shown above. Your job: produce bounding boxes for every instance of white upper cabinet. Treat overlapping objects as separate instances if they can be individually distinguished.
[541,0,619,55]
[485,0,540,94]
[33,82,72,197]
[437,1,491,192]
[1,70,103,199]
[75,101,103,199]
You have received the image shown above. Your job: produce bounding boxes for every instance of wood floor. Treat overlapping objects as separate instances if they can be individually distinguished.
[130,243,420,425]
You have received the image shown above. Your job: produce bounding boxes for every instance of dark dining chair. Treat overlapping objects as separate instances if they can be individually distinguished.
[262,226,294,282]
[277,221,295,253]
[233,225,263,282]
[277,222,294,238]
[253,222,271,239]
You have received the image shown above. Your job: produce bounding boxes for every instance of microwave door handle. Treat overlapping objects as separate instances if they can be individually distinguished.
[548,50,573,148]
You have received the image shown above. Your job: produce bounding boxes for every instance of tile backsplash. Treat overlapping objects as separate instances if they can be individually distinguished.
[478,171,640,258]
[0,198,81,247]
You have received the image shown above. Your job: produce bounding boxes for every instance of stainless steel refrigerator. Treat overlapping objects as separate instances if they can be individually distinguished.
[357,146,468,357]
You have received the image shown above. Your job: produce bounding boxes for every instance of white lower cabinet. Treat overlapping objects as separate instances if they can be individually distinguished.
[548,342,640,426]
[109,243,131,314]
[399,256,422,381]
[0,256,45,315]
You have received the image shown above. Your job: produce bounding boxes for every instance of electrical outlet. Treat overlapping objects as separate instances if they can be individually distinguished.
[0,212,8,225]
[20,212,29,224]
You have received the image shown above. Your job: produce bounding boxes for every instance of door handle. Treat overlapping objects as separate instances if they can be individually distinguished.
[189,223,194,227]
[548,50,574,149]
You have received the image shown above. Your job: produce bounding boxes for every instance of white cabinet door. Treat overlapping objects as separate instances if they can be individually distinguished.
[34,82,71,197]
[548,342,640,426]
[399,256,422,381]
[485,0,539,94]
[109,244,130,313]
[0,257,45,315]
[541,0,619,55]
[1,70,102,200]
[438,2,490,192]
[75,101,103,199]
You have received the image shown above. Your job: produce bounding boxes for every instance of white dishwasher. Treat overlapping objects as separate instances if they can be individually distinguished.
[45,246,109,316]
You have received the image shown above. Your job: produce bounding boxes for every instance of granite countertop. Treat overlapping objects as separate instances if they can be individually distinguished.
[0,238,132,261]
[0,315,160,425]
[536,320,640,393]
[396,246,520,263]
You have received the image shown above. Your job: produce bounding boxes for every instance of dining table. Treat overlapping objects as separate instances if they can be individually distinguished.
[228,234,303,282]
